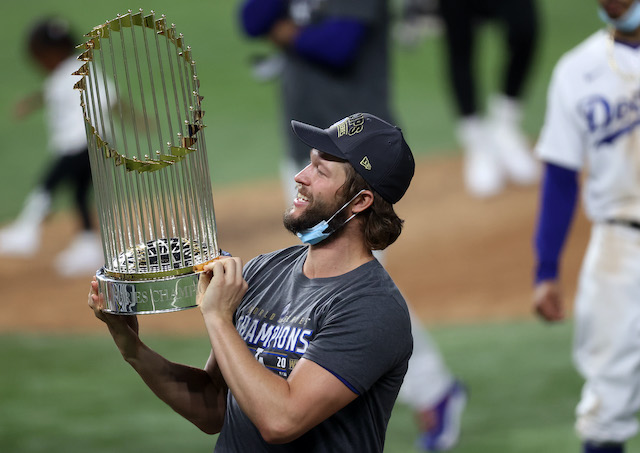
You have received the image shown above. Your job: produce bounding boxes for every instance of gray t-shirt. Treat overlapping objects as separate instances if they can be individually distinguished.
[214,245,412,452]
[282,0,394,165]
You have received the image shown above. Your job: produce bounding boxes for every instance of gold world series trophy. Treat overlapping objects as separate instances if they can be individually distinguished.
[74,9,219,314]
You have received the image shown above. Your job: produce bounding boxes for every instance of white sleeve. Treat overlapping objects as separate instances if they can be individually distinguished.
[535,59,586,171]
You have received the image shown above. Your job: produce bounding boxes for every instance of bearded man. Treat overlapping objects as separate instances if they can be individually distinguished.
[88,112,415,452]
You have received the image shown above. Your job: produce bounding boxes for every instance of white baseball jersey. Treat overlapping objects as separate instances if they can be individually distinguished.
[536,29,640,443]
[43,55,88,156]
[536,29,640,223]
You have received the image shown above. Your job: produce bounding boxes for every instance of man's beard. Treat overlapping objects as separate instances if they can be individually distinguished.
[283,191,351,239]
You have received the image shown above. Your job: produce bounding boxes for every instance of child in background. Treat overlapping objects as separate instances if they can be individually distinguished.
[0,17,102,276]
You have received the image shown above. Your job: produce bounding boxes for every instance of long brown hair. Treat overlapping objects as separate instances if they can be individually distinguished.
[339,164,405,250]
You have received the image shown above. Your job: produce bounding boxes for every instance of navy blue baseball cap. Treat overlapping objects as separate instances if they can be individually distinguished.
[291,113,415,204]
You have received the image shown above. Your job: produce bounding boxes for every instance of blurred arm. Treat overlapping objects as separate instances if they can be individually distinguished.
[532,162,579,322]
[239,0,367,70]
[287,18,366,70]
[239,0,287,37]
[14,91,43,120]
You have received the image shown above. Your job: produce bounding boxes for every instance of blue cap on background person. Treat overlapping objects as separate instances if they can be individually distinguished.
[291,113,415,204]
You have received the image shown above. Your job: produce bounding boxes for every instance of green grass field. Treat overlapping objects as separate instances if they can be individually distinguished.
[5,321,640,452]
[0,1,621,452]
[0,321,600,452]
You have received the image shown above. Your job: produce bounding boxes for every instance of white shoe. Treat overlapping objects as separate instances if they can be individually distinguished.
[488,95,540,186]
[0,188,51,256]
[0,222,40,256]
[55,231,104,277]
[458,117,504,198]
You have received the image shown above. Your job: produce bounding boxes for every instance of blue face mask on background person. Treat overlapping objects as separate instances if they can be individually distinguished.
[599,0,640,32]
[297,190,365,245]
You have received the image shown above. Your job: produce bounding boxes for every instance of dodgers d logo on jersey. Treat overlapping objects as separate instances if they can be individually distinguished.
[579,87,640,147]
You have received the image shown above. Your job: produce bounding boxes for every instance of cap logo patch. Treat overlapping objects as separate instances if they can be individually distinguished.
[360,156,372,170]
[336,113,365,138]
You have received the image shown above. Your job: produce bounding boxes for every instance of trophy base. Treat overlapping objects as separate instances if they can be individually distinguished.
[96,267,201,315]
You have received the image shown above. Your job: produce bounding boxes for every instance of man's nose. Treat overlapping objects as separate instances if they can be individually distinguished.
[294,163,312,184]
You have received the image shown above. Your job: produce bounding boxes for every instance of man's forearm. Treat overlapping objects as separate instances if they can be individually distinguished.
[534,162,579,283]
[89,282,226,434]
[204,316,298,440]
[126,341,227,434]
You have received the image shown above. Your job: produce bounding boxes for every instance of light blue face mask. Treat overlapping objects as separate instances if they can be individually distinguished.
[599,1,640,32]
[296,190,365,245]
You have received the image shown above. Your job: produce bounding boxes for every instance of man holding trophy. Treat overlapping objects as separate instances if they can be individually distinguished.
[82,11,416,451]
[89,112,416,451]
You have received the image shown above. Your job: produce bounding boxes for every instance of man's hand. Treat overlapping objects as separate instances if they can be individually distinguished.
[268,18,300,48]
[533,280,565,322]
[88,277,140,358]
[197,257,248,322]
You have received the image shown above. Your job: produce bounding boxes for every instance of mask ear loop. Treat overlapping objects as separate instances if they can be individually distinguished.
[325,189,367,231]
[297,190,368,245]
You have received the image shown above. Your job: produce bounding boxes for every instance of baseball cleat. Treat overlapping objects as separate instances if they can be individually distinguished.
[417,380,468,452]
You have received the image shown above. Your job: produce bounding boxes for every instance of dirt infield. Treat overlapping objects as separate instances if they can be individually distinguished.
[0,154,590,334]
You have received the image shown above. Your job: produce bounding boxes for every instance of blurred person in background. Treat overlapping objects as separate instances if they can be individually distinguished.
[0,17,102,276]
[439,0,540,198]
[533,1,640,451]
[238,1,466,450]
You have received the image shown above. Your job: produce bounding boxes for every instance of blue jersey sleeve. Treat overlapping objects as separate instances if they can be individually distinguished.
[293,18,367,70]
[239,0,287,37]
[534,162,579,283]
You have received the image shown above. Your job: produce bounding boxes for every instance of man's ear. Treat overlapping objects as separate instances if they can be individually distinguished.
[351,190,374,214]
